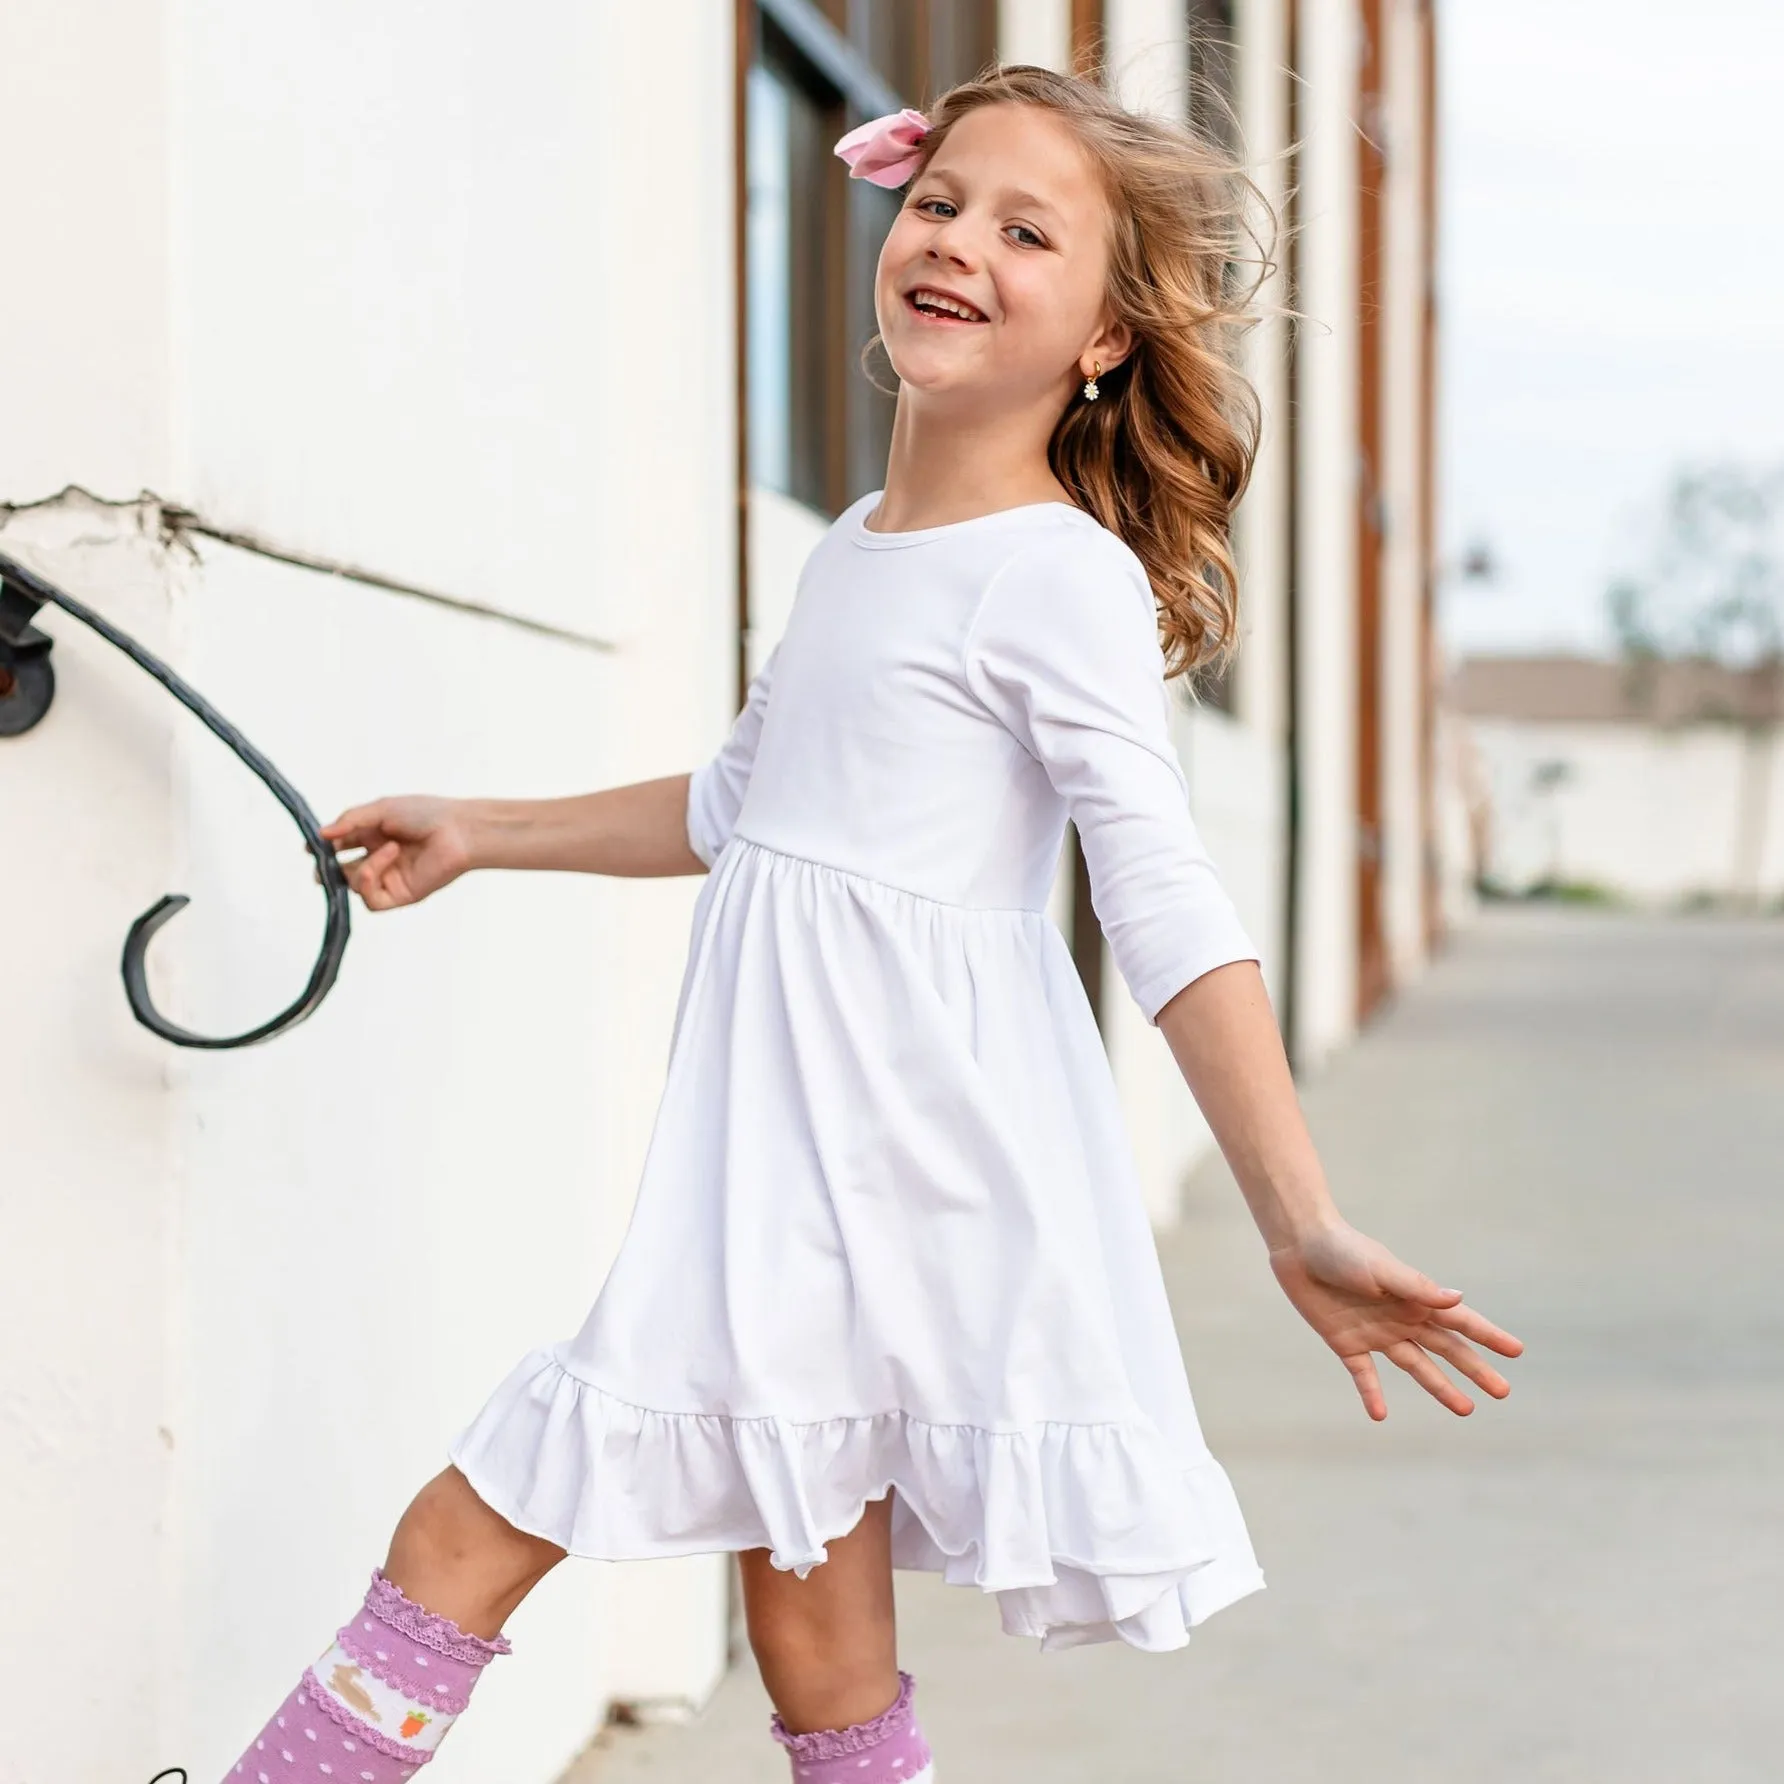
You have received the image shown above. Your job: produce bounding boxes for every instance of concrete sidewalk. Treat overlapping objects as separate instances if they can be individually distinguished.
[572,910,1784,1782]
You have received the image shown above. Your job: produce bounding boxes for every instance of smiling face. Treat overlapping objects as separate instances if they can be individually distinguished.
[875,102,1132,411]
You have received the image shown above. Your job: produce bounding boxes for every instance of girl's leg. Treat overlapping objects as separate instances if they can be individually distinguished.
[219,1466,561,1784]
[741,1494,934,1780]
[382,1464,565,1638]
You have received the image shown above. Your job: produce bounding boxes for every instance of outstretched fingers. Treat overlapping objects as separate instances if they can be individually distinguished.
[1342,1352,1388,1422]
[1425,1299,1525,1358]
[1339,1312,1517,1420]
[1418,1325,1513,1401]
[1384,1339,1474,1416]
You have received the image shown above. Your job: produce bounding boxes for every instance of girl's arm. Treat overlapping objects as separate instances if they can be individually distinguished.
[330,643,787,910]
[1155,960,1523,1420]
[961,538,1523,1421]
[460,776,707,877]
[323,774,706,912]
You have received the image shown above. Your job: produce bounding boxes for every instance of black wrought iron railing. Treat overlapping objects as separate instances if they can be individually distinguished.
[0,549,351,1048]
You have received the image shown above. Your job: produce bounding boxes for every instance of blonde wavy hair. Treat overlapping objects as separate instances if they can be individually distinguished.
[903,63,1274,680]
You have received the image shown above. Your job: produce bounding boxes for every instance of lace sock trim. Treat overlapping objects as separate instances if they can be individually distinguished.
[299,1669,435,1767]
[336,1626,473,1715]
[365,1570,512,1664]
[769,1670,917,1759]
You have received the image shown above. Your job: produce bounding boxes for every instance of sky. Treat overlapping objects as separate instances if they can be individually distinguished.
[1439,0,1784,658]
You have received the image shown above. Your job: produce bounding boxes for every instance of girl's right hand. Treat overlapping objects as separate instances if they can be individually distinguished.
[1267,1218,1522,1420]
[321,797,477,911]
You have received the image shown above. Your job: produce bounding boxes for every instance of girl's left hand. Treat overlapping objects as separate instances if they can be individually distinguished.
[1268,1219,1523,1420]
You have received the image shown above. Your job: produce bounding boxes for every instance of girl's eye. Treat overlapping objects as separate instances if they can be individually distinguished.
[916,197,957,218]
[1007,223,1045,248]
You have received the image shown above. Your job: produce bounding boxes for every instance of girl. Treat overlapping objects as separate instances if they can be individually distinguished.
[218,64,1520,1784]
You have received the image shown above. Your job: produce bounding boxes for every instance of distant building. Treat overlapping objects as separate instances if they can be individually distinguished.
[1,2,1449,1777]
[1451,655,1784,905]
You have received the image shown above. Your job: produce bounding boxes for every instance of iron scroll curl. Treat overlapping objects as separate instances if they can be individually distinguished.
[0,549,351,1048]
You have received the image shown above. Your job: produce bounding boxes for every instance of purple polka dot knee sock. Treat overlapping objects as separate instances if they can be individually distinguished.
[221,1571,508,1783]
[770,1671,934,1783]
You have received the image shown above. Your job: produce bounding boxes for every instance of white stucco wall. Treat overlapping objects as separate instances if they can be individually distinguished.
[1232,0,1295,763]
[1292,0,1362,1069]
[0,510,180,1784]
[2,3,739,1779]
[1469,716,1784,904]
[999,0,1072,73]
[174,1,639,644]
[1379,0,1435,985]
[0,0,173,494]
[1106,0,1191,112]
[748,488,832,679]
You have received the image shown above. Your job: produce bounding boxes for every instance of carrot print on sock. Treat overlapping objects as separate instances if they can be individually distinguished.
[228,1573,508,1780]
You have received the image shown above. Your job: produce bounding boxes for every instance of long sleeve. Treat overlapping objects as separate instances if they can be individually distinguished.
[685,640,781,867]
[962,530,1259,1025]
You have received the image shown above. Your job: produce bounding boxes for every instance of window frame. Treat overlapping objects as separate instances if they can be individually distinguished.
[742,0,1000,527]
[747,1,905,521]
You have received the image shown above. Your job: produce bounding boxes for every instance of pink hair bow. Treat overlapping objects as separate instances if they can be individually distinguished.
[833,107,931,188]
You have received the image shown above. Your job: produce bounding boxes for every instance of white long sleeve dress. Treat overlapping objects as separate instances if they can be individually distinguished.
[450,493,1266,1651]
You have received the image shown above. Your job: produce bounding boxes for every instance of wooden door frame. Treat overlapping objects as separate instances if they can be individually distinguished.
[734,0,755,712]
[1066,0,1108,1026]
[1070,0,1104,74]
[1416,0,1443,954]
[1354,0,1390,1022]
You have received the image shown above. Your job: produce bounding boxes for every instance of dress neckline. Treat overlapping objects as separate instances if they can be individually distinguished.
[849,491,1093,550]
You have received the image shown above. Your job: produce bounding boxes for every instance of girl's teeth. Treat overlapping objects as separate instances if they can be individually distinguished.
[913,291,982,320]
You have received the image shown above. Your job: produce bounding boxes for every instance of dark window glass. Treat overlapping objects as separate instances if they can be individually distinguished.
[846,179,902,499]
[747,46,844,513]
[858,4,922,99]
[1187,0,1238,143]
[747,1,997,519]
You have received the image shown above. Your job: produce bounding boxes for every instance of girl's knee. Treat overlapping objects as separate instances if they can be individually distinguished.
[748,1631,900,1738]
[405,1466,550,1554]
[385,1467,563,1637]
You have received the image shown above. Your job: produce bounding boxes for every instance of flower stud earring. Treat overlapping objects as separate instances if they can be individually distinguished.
[1082,361,1101,402]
